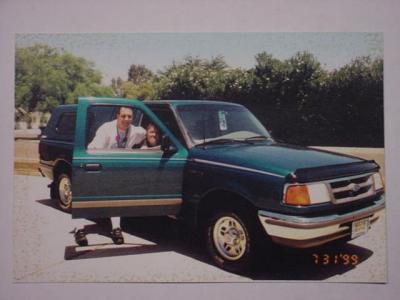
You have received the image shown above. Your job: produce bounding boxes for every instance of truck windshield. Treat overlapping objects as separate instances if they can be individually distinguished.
[176,104,271,146]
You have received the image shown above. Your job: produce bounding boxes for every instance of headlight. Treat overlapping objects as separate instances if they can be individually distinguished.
[284,183,331,206]
[372,172,384,191]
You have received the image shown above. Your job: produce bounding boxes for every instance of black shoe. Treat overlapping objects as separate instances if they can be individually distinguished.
[74,229,88,246]
[111,227,124,245]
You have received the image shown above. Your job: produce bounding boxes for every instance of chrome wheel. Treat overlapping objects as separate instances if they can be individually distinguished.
[212,215,247,261]
[58,174,72,209]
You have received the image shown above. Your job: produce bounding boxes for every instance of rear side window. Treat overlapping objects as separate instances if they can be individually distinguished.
[55,112,76,139]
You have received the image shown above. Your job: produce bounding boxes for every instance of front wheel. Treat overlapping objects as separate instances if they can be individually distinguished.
[206,211,255,272]
[56,173,72,211]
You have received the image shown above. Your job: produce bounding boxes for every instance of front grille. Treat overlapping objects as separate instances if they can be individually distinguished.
[329,174,375,204]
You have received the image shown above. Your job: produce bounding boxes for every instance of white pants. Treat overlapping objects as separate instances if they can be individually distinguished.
[110,217,120,229]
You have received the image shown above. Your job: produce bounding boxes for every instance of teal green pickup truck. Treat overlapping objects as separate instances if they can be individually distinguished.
[39,97,385,272]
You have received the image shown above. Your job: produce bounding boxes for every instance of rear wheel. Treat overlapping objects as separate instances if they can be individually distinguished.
[56,173,72,211]
[206,210,255,272]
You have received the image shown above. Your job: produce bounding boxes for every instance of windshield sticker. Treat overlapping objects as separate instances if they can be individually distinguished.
[218,111,228,131]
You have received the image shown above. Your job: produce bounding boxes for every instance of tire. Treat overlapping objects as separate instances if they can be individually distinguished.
[56,173,72,211]
[206,210,256,273]
[50,181,58,200]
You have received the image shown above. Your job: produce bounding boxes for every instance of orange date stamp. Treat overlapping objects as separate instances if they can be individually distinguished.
[312,253,359,266]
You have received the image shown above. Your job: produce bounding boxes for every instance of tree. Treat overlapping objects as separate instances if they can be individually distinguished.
[156,56,229,100]
[119,81,157,100]
[111,77,124,96]
[15,44,113,112]
[64,83,114,106]
[323,57,383,146]
[128,64,154,85]
[223,68,255,102]
[250,51,328,144]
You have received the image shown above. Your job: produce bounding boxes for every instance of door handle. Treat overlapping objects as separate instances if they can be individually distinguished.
[82,163,102,171]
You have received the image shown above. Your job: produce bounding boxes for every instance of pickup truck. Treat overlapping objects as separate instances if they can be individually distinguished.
[39,97,385,272]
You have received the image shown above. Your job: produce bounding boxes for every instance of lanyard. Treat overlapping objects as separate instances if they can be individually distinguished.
[116,126,128,148]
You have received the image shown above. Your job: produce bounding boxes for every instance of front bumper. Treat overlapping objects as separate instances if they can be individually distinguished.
[258,196,385,248]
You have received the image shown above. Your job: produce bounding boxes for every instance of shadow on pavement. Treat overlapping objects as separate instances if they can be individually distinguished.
[35,199,374,280]
[121,216,208,264]
[36,199,175,261]
[36,198,69,214]
[121,216,374,280]
[65,243,172,261]
[241,242,373,280]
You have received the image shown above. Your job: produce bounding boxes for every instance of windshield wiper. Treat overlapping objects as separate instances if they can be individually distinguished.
[196,138,251,147]
[244,135,273,142]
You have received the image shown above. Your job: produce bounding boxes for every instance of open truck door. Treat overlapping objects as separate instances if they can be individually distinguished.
[71,97,188,219]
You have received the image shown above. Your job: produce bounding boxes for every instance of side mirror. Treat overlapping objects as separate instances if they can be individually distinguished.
[161,134,177,153]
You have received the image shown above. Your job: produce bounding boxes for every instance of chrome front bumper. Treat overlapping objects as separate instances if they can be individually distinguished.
[258,196,385,248]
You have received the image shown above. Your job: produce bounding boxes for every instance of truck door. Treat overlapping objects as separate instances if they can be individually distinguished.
[71,97,188,219]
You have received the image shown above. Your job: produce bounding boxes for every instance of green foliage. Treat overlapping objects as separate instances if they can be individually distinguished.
[248,52,329,144]
[15,43,383,146]
[128,64,154,85]
[111,77,124,96]
[118,81,157,100]
[112,68,157,100]
[15,44,112,112]
[65,83,114,105]
[156,56,229,100]
[321,57,384,146]
[223,68,255,101]
[150,52,382,146]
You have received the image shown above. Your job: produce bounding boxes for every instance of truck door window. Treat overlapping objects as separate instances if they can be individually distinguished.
[85,105,161,151]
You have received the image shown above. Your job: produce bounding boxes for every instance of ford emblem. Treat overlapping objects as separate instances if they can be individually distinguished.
[349,183,361,192]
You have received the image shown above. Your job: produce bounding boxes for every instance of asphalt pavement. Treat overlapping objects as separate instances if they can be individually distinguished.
[13,175,387,282]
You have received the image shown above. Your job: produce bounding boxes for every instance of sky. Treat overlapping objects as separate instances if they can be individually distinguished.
[15,33,383,85]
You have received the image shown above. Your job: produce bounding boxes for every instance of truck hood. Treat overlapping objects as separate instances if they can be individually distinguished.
[189,142,376,180]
